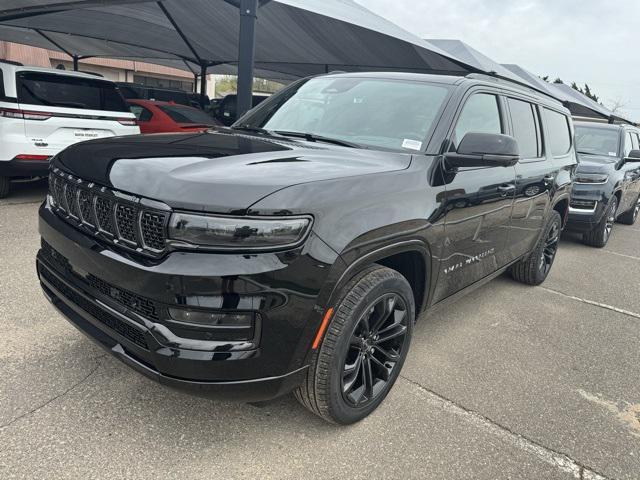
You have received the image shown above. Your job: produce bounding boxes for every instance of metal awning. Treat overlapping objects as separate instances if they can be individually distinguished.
[0,0,478,115]
[501,63,633,123]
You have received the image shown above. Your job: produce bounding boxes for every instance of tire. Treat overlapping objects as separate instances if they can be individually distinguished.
[616,194,640,225]
[295,265,415,424]
[510,210,561,286]
[0,176,10,199]
[583,196,618,248]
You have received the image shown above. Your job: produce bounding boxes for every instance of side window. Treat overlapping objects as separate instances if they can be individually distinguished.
[453,93,502,149]
[138,107,153,122]
[543,109,571,157]
[624,132,634,157]
[630,132,639,151]
[507,98,541,159]
[130,105,153,122]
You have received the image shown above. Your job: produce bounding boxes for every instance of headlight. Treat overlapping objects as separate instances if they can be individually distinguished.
[575,173,609,184]
[168,213,312,250]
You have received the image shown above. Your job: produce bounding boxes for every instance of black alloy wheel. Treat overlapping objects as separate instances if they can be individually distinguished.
[603,196,618,242]
[583,196,618,248]
[538,219,560,277]
[510,210,562,285]
[341,293,409,407]
[617,195,640,225]
[295,265,415,424]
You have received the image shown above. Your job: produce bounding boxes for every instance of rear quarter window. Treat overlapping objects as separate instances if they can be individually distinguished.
[543,108,572,157]
[16,72,129,112]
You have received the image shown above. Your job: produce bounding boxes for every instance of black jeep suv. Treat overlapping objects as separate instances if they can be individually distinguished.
[37,72,575,424]
[566,122,640,247]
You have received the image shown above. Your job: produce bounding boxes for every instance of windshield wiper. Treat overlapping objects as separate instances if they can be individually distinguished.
[273,131,360,148]
[231,124,272,134]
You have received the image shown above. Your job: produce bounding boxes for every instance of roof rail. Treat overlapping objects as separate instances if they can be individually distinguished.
[0,59,23,66]
[465,72,561,103]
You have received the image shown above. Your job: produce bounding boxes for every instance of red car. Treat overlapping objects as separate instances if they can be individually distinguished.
[127,99,220,134]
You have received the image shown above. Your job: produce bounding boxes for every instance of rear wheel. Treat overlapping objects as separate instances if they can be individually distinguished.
[510,210,561,286]
[0,176,10,199]
[583,196,618,247]
[617,195,640,225]
[295,265,414,424]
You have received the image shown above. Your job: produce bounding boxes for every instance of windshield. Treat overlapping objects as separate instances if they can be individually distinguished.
[575,125,620,158]
[17,72,129,112]
[159,104,215,124]
[238,77,451,151]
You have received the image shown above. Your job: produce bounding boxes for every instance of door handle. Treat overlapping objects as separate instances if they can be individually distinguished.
[498,184,516,196]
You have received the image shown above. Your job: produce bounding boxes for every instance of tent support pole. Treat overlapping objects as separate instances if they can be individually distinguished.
[237,0,259,118]
[200,64,207,108]
[72,55,79,71]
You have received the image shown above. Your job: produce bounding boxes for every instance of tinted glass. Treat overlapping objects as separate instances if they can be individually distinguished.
[129,105,153,122]
[159,104,215,124]
[17,72,128,112]
[508,98,540,158]
[543,109,571,156]
[454,94,502,149]
[575,126,620,157]
[0,69,5,98]
[624,132,634,157]
[148,89,191,105]
[241,77,451,151]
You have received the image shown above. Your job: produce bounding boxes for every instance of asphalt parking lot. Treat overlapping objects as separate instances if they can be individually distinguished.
[1,180,639,480]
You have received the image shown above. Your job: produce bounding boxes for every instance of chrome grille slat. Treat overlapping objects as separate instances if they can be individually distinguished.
[95,196,116,236]
[115,203,139,244]
[64,182,79,219]
[48,170,169,257]
[78,189,95,227]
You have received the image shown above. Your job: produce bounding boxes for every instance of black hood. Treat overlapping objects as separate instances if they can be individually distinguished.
[54,131,412,213]
[576,153,617,174]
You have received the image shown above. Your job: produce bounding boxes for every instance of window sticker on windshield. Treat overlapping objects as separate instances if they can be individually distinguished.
[402,139,423,151]
[608,152,617,157]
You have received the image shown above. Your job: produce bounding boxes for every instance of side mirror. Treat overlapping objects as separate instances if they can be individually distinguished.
[445,133,520,168]
[625,149,640,162]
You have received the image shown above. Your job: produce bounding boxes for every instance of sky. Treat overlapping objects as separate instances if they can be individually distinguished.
[356,0,640,121]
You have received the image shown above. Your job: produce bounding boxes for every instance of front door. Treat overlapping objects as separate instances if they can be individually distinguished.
[433,92,516,303]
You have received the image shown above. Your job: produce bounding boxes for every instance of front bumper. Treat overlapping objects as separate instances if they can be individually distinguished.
[565,185,609,232]
[37,201,338,401]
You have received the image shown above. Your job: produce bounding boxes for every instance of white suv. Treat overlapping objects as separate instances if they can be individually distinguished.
[0,62,140,198]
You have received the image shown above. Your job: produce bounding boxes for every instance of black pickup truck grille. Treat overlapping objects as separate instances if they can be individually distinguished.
[48,170,170,257]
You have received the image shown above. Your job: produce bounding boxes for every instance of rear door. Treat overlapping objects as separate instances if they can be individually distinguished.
[432,90,517,303]
[16,71,136,153]
[621,130,640,211]
[506,99,558,259]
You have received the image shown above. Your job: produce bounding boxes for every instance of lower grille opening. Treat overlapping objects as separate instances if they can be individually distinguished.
[39,265,149,350]
[570,199,597,210]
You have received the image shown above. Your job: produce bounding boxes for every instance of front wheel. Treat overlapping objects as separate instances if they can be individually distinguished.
[295,265,414,424]
[617,195,640,225]
[510,210,561,286]
[583,196,618,247]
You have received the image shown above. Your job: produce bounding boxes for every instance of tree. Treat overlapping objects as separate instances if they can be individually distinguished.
[571,82,599,103]
[606,98,627,116]
[553,78,564,84]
